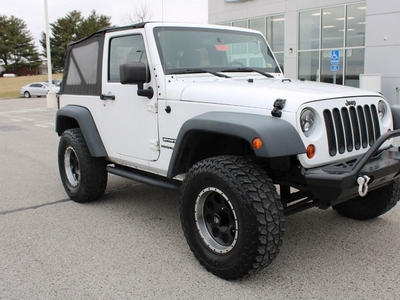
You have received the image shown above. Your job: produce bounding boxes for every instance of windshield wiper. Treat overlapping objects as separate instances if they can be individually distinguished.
[220,67,275,78]
[172,69,231,78]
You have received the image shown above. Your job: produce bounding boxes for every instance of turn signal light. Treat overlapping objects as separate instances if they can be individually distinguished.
[306,144,315,159]
[252,138,263,150]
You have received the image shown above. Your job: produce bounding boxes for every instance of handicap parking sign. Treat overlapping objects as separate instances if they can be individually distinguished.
[331,50,340,65]
[330,65,339,72]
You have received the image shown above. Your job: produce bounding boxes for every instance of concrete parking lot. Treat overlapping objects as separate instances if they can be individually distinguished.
[1,97,400,299]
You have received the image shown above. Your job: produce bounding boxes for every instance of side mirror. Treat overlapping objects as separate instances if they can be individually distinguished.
[120,62,148,84]
[120,62,153,99]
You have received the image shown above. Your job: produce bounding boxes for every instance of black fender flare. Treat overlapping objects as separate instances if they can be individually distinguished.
[391,105,400,129]
[167,111,306,178]
[55,105,107,157]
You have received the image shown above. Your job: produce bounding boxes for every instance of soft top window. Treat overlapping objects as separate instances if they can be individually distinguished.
[59,32,104,96]
[66,42,99,85]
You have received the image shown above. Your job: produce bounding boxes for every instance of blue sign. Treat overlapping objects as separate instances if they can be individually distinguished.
[330,65,339,72]
[331,50,340,65]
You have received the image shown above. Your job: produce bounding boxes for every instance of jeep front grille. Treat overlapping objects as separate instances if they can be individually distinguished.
[323,105,381,156]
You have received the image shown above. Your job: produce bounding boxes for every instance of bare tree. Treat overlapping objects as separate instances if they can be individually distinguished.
[122,2,154,25]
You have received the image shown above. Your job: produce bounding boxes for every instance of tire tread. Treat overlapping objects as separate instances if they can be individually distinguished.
[58,128,107,202]
[333,178,400,220]
[181,155,284,279]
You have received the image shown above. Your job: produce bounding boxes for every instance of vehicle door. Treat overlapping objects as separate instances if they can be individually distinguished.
[30,83,45,96]
[38,83,48,96]
[101,31,159,161]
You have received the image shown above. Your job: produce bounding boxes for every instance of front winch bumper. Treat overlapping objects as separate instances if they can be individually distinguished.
[305,130,400,208]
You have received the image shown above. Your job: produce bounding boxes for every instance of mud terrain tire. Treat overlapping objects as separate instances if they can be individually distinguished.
[58,128,107,202]
[180,156,284,280]
[333,179,400,220]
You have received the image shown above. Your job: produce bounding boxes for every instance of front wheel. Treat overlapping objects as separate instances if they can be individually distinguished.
[24,91,31,98]
[58,128,108,202]
[180,156,284,279]
[333,178,400,220]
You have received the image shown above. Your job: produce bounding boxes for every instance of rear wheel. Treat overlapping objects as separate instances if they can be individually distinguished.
[180,156,284,279]
[58,128,107,202]
[333,179,400,220]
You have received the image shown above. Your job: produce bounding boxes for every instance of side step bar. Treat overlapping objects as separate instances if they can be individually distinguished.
[107,165,181,191]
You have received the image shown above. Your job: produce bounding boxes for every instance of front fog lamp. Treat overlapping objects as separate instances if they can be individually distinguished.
[300,109,316,137]
[378,100,387,120]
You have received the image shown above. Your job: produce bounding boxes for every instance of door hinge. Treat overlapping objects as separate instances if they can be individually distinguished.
[149,139,160,151]
[147,102,158,113]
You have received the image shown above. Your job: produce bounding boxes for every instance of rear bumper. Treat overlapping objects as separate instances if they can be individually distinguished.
[305,130,400,208]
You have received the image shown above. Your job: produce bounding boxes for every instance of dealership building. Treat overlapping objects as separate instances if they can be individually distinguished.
[209,0,400,104]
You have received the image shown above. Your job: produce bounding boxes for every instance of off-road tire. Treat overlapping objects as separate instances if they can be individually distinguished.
[58,128,108,203]
[180,156,284,280]
[333,178,400,220]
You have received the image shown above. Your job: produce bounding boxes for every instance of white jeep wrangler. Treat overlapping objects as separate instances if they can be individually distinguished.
[56,22,400,279]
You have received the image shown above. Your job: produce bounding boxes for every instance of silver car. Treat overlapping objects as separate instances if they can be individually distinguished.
[20,82,60,98]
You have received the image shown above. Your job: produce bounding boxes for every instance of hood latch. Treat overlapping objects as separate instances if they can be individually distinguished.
[271,99,286,118]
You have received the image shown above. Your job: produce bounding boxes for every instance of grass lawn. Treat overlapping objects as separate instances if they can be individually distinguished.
[0,74,63,99]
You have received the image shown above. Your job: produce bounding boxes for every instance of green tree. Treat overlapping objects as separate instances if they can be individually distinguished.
[0,15,40,70]
[40,10,111,72]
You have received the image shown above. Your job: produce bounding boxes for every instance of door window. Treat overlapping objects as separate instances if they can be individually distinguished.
[108,35,147,82]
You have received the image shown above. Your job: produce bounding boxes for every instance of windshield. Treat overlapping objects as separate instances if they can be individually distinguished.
[153,27,280,75]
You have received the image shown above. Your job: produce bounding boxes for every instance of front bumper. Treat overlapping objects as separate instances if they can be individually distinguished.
[305,130,400,208]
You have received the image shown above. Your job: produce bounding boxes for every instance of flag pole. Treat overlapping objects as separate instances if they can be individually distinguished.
[44,0,57,108]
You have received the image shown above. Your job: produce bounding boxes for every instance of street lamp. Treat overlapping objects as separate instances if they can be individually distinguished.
[44,0,57,108]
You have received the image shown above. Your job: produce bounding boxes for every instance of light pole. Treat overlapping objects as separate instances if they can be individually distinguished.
[44,0,57,108]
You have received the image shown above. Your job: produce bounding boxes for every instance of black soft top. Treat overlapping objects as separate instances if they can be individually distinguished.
[59,22,147,96]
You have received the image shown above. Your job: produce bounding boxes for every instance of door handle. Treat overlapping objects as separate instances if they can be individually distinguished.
[100,94,116,100]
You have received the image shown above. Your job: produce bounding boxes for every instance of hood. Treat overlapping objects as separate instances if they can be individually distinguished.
[170,76,382,112]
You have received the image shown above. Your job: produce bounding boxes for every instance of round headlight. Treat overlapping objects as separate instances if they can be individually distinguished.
[378,100,387,121]
[300,109,316,137]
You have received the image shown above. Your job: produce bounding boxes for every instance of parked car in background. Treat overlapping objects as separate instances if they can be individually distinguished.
[20,82,60,98]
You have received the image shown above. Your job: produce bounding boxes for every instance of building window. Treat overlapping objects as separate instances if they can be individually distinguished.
[322,6,345,49]
[266,15,285,69]
[299,10,320,50]
[232,20,247,28]
[321,49,343,84]
[222,14,285,70]
[345,48,365,87]
[249,18,266,37]
[298,2,366,87]
[299,51,319,81]
[346,4,366,47]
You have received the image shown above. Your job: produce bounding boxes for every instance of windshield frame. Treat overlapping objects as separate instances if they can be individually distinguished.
[153,26,281,75]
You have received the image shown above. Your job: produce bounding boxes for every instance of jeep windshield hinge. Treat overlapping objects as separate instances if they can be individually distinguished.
[147,102,158,113]
[149,139,160,151]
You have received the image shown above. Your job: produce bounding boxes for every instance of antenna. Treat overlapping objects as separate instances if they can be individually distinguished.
[161,0,169,109]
